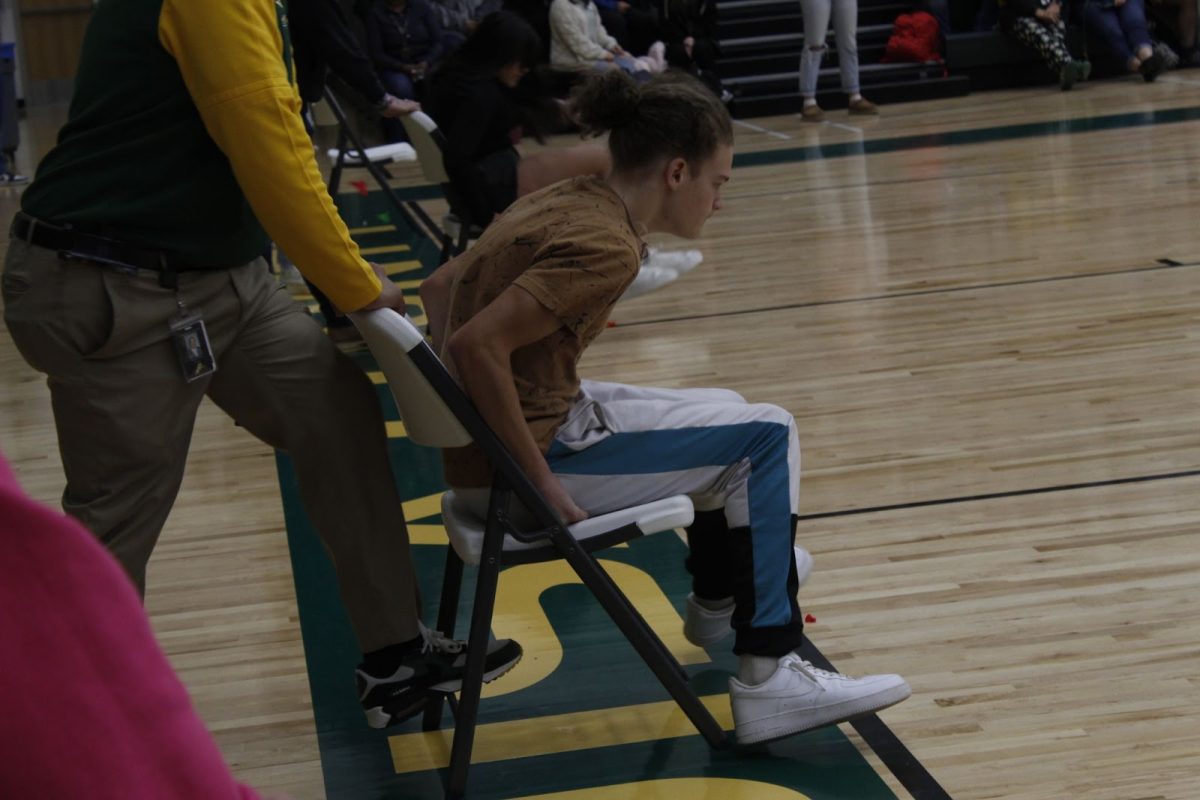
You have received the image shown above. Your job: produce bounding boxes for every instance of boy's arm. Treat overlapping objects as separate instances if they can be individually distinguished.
[419,256,465,351]
[446,286,588,524]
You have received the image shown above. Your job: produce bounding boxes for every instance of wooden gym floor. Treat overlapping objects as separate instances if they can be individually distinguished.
[2,73,1198,799]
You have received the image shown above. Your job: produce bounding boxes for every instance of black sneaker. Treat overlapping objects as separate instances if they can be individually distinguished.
[1140,51,1165,82]
[356,626,523,729]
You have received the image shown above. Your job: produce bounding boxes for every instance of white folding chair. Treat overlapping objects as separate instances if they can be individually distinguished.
[400,111,487,262]
[349,307,725,799]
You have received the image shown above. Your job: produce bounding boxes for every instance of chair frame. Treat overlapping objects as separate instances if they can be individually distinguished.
[321,88,429,241]
[399,111,487,263]
[350,309,726,799]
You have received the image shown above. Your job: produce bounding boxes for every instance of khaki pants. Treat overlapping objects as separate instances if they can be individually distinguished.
[2,239,420,652]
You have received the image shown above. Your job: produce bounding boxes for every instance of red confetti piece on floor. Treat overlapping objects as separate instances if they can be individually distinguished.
[804,614,817,624]
[350,180,369,196]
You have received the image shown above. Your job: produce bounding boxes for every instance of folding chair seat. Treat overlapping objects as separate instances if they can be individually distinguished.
[349,307,726,799]
[400,111,488,263]
[440,491,694,565]
[320,89,422,236]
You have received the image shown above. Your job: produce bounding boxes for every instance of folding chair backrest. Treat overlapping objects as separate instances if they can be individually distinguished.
[351,307,563,531]
[348,308,472,448]
[401,111,451,185]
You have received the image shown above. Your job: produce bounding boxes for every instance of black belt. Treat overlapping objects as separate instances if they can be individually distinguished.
[11,212,207,289]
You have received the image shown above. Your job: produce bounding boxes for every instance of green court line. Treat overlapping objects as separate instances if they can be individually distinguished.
[733,104,1200,168]
[362,105,1200,202]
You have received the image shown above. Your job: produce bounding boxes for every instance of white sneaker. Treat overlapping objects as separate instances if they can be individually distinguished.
[730,653,911,745]
[683,546,813,647]
[646,247,703,275]
[622,263,679,300]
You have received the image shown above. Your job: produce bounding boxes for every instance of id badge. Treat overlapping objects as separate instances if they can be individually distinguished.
[169,312,217,382]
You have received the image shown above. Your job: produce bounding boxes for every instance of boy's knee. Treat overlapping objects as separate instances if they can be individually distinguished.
[749,402,797,431]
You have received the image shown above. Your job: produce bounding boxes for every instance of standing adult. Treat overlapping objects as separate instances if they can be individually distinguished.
[798,0,878,120]
[3,0,519,730]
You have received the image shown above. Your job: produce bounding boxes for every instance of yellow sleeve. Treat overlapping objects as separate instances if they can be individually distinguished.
[158,0,381,312]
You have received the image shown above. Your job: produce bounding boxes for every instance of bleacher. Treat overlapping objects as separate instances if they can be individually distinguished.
[717,0,968,118]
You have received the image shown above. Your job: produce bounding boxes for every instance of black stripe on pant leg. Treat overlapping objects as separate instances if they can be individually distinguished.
[730,524,804,656]
[685,508,736,600]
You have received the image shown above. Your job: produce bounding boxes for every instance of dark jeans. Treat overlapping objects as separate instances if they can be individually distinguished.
[1084,0,1152,62]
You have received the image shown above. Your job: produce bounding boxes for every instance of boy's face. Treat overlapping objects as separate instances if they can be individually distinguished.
[664,144,733,239]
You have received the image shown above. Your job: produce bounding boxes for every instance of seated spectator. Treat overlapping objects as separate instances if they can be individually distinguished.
[661,0,729,99]
[431,0,503,45]
[549,0,652,79]
[1147,0,1200,64]
[999,0,1092,88]
[288,0,420,343]
[594,0,663,56]
[429,12,688,294]
[429,12,612,225]
[1084,0,1166,79]
[367,0,454,136]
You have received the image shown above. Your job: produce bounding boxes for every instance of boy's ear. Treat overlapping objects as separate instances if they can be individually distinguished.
[665,157,688,190]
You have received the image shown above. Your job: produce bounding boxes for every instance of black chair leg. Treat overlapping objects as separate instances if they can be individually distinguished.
[424,547,465,732]
[556,536,727,748]
[322,89,421,235]
[328,125,348,197]
[444,506,507,799]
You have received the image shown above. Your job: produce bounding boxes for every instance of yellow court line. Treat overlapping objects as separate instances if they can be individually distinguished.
[389,694,732,774]
[359,244,412,256]
[349,224,397,234]
[402,492,444,521]
[407,523,447,545]
[386,261,424,276]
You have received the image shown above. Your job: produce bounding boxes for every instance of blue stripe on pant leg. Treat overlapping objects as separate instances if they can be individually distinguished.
[547,422,796,627]
[743,422,795,627]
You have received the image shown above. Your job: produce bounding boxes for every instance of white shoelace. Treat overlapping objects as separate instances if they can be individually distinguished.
[418,621,464,655]
[780,653,847,681]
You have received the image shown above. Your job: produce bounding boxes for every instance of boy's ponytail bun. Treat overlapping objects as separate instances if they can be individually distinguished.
[570,70,733,174]
[570,69,641,137]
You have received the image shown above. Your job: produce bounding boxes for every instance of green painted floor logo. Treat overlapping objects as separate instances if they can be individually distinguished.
[274,191,900,799]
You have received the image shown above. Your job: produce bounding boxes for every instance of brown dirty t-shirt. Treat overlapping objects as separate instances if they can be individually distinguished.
[440,176,644,488]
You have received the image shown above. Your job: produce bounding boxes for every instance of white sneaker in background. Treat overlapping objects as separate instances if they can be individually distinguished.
[682,546,813,647]
[623,263,678,300]
[646,247,703,275]
[730,653,910,745]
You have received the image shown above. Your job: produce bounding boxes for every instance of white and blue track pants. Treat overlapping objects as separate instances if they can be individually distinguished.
[545,380,806,656]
